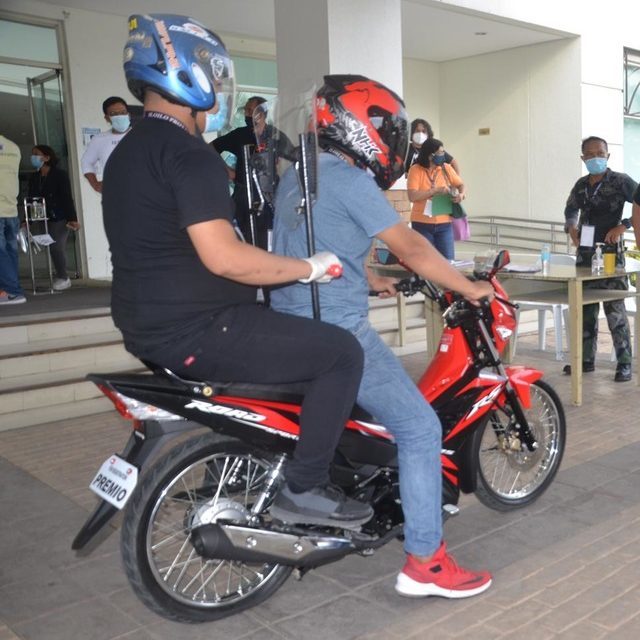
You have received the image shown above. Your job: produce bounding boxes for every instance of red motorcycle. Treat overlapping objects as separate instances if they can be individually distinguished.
[72,249,566,622]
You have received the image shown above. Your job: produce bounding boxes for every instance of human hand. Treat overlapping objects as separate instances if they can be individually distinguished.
[299,251,343,283]
[604,225,626,244]
[67,221,81,231]
[464,280,495,306]
[568,226,579,247]
[368,272,398,298]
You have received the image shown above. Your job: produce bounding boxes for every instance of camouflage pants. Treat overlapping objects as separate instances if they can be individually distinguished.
[583,277,631,364]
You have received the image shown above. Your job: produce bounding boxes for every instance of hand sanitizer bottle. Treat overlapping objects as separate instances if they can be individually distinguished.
[540,243,551,275]
[591,243,604,274]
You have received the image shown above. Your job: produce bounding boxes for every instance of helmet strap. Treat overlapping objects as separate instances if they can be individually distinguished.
[323,144,357,166]
[190,108,202,136]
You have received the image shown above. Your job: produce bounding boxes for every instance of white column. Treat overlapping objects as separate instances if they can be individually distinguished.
[274,0,403,101]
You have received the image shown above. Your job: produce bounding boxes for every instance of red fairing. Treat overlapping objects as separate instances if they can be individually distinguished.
[417,326,474,402]
[488,276,517,354]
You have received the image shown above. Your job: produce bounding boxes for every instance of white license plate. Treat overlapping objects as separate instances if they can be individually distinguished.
[89,454,138,509]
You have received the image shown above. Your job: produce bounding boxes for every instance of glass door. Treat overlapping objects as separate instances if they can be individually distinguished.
[27,68,79,276]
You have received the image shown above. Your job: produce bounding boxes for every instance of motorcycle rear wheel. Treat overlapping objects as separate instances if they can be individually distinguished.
[121,433,292,622]
[474,379,565,511]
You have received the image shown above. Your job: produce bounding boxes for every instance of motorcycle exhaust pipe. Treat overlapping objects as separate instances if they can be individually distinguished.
[191,523,356,567]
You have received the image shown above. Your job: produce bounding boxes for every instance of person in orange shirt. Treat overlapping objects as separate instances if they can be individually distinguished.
[407,138,465,260]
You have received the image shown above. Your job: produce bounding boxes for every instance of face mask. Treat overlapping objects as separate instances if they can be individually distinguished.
[412,132,427,145]
[245,116,254,128]
[432,154,446,166]
[204,95,229,133]
[30,155,44,169]
[584,157,607,175]
[110,114,130,133]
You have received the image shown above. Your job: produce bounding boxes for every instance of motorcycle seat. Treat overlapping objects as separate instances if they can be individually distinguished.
[138,359,377,424]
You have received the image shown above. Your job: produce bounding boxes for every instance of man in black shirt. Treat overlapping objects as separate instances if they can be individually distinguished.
[212,95,267,246]
[102,13,371,528]
[564,136,637,381]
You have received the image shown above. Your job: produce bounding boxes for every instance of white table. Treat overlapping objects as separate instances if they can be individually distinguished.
[370,258,640,406]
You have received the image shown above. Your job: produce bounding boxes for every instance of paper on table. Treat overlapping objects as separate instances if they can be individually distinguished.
[451,259,474,268]
[31,234,56,247]
[503,263,541,273]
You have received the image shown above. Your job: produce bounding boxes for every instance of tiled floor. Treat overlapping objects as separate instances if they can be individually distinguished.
[1,332,639,639]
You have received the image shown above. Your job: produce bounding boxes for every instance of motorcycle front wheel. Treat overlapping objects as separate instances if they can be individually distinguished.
[474,379,566,511]
[121,433,292,622]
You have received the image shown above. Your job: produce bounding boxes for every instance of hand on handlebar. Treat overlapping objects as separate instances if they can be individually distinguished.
[299,251,343,284]
[464,280,495,306]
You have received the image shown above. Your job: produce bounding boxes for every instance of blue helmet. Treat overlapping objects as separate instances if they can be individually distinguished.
[123,14,235,114]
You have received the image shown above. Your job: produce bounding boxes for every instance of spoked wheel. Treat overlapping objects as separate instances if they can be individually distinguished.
[474,380,566,511]
[121,433,292,622]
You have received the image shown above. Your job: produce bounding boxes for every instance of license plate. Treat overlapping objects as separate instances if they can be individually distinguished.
[89,454,138,509]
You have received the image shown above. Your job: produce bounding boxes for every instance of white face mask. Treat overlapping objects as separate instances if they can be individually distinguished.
[412,131,428,145]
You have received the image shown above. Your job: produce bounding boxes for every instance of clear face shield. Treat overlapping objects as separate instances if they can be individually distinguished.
[248,86,318,207]
[202,56,235,133]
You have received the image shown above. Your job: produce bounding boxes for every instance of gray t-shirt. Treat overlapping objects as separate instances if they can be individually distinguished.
[271,153,400,330]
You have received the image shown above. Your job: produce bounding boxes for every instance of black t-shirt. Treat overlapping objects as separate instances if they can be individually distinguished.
[564,169,637,238]
[27,166,77,222]
[211,125,256,188]
[103,117,256,353]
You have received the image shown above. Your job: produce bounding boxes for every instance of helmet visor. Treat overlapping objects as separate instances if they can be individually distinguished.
[370,107,409,171]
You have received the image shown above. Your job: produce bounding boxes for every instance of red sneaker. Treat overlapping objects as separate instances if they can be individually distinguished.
[395,542,492,598]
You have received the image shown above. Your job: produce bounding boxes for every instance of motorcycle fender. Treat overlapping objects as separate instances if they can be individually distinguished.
[505,366,543,409]
[72,420,202,551]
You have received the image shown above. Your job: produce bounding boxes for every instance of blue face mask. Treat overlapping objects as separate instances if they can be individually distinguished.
[30,155,44,169]
[432,154,446,166]
[110,114,130,133]
[204,94,230,134]
[584,157,607,175]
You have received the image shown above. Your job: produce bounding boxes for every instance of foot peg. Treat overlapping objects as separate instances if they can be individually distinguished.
[443,504,460,518]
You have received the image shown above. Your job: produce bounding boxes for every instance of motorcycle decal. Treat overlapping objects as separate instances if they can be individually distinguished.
[443,383,504,442]
[184,399,266,422]
[215,396,301,437]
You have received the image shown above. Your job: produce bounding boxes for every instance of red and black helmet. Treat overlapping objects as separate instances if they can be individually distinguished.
[315,75,409,190]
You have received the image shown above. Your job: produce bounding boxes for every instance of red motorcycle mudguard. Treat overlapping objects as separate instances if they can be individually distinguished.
[505,366,543,409]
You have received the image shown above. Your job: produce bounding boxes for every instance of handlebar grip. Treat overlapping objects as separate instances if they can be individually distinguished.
[326,264,343,278]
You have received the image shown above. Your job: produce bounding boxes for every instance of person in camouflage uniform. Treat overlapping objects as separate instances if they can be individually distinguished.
[564,136,637,382]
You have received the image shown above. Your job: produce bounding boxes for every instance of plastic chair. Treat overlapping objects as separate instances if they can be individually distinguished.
[512,253,576,361]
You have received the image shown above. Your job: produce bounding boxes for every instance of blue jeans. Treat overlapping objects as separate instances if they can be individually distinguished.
[412,221,454,260]
[0,216,23,296]
[352,320,442,556]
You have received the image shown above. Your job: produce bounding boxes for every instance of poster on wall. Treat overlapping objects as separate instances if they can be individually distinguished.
[81,127,101,147]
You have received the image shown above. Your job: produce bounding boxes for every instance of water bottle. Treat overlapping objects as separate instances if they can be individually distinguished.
[540,243,551,275]
[591,243,604,274]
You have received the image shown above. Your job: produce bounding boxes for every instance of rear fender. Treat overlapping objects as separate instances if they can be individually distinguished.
[72,419,201,551]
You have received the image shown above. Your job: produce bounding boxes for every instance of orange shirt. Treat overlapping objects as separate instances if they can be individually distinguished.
[407,163,463,224]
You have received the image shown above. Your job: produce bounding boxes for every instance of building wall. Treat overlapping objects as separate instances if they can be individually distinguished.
[439,38,582,222]
[2,0,277,280]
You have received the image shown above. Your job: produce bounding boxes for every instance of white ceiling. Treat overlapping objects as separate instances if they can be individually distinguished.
[32,0,572,62]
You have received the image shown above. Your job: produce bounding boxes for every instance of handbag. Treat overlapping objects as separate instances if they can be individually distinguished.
[452,215,470,242]
[451,202,466,219]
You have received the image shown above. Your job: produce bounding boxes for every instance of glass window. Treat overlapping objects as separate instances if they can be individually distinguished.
[624,48,640,117]
[0,19,59,64]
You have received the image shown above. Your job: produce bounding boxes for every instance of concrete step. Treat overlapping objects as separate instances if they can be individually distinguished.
[0,361,145,431]
[0,308,115,347]
[0,332,138,382]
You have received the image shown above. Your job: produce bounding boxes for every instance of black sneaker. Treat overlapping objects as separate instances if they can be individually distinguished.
[270,483,373,528]
[614,363,632,382]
